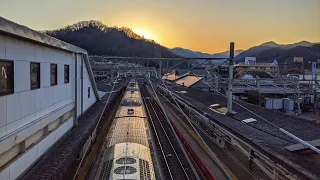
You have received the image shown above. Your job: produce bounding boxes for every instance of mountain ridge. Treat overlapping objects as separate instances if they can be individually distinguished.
[43,20,179,58]
[170,47,244,58]
[234,41,320,69]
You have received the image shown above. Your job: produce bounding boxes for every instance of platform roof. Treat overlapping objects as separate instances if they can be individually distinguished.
[176,75,204,87]
[165,84,320,180]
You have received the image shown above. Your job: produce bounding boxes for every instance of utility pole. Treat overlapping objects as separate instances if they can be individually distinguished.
[227,42,234,113]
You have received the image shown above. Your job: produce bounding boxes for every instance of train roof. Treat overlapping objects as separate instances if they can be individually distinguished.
[98,142,155,180]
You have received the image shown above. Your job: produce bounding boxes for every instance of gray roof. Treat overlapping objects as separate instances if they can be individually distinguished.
[0,16,87,54]
[165,85,320,180]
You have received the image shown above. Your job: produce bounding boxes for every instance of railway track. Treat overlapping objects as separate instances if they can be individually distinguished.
[140,83,198,180]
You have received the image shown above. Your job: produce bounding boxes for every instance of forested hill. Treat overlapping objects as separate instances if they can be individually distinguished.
[43,20,179,57]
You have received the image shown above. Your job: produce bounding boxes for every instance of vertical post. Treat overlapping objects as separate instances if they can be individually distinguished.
[249,149,255,169]
[228,42,234,113]
[81,54,84,115]
[297,80,301,114]
[74,54,78,126]
[314,70,318,114]
[215,74,219,93]
[159,60,162,76]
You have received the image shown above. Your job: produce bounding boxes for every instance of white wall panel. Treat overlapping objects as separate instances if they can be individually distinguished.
[9,151,26,180]
[40,62,50,88]
[24,147,38,170]
[19,40,36,61]
[0,96,7,127]
[35,88,46,111]
[19,90,36,118]
[53,49,67,64]
[54,85,66,103]
[44,86,54,108]
[0,167,9,180]
[5,37,21,60]
[83,63,89,79]
[66,82,73,98]
[23,113,36,126]
[7,118,23,134]
[66,53,73,65]
[6,93,20,124]
[57,64,64,84]
[35,45,53,63]
[14,60,30,92]
[83,77,96,112]
[37,132,55,157]
[6,36,35,61]
[0,126,7,139]
[35,108,46,120]
[0,34,5,59]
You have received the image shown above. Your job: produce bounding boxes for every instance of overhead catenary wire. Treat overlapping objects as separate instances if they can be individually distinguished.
[145,79,201,180]
[154,78,303,179]
[147,75,234,180]
[72,78,117,180]
[158,90,264,180]
[72,67,136,180]
[199,75,320,154]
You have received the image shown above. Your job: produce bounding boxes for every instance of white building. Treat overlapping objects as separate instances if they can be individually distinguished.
[0,17,99,180]
[244,57,256,64]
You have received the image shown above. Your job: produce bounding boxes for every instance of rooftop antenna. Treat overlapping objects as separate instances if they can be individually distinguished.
[227,42,234,113]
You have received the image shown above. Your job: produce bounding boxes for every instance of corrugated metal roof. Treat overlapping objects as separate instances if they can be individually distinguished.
[107,117,149,147]
[96,143,156,180]
[175,75,203,87]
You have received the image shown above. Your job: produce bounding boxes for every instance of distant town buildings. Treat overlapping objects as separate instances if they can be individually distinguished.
[293,57,304,63]
[234,63,278,77]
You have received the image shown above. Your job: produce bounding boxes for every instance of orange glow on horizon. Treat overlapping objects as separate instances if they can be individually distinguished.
[1,0,319,54]
[132,28,159,42]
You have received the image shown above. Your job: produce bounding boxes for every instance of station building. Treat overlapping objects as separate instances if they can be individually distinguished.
[0,17,99,180]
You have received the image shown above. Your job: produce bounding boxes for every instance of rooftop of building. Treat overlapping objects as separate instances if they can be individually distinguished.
[162,83,320,180]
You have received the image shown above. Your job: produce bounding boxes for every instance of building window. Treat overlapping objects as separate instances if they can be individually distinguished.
[50,64,57,86]
[30,62,40,90]
[64,65,69,83]
[88,87,90,98]
[0,60,14,96]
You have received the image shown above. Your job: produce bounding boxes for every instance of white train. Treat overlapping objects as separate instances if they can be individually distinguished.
[94,80,156,180]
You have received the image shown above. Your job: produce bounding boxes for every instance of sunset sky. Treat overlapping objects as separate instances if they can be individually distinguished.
[0,0,319,53]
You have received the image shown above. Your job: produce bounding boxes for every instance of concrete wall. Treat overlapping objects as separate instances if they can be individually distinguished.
[0,34,97,179]
[0,118,74,180]
[0,35,74,138]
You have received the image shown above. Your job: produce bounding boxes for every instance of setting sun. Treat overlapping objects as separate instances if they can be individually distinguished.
[133,28,158,42]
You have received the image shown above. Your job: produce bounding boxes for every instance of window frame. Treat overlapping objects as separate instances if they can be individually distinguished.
[50,63,57,86]
[64,65,69,84]
[30,62,40,90]
[0,59,14,96]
